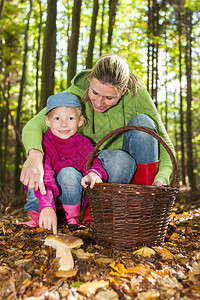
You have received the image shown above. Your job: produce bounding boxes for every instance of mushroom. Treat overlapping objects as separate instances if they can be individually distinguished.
[44,234,83,271]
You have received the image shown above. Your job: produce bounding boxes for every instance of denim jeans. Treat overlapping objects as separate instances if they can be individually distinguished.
[122,114,158,163]
[25,114,158,211]
[25,167,83,212]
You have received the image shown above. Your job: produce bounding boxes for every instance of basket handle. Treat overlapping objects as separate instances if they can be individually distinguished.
[85,125,179,187]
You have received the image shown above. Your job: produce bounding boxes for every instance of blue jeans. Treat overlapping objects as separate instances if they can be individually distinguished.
[122,114,158,163]
[25,114,158,211]
[25,167,83,212]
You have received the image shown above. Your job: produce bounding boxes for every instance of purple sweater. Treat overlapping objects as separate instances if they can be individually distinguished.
[35,129,107,212]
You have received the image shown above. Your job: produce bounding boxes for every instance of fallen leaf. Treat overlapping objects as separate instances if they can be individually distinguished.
[94,289,119,300]
[166,242,177,247]
[23,250,33,258]
[127,264,151,276]
[78,280,109,296]
[95,257,114,267]
[110,262,152,277]
[130,276,142,289]
[169,232,180,242]
[73,248,95,260]
[153,247,174,260]
[56,267,78,278]
[133,246,156,258]
[138,289,160,300]
[0,265,11,275]
[188,262,200,281]
[72,281,84,288]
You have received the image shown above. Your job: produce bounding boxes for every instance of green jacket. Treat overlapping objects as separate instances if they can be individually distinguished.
[22,70,174,185]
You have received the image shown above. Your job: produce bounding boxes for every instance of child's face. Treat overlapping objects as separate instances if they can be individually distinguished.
[45,106,84,139]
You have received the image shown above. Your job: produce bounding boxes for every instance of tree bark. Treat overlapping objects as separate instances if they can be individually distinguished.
[86,0,99,69]
[67,0,82,87]
[0,0,5,20]
[35,0,42,113]
[178,9,186,186]
[99,0,105,56]
[40,0,57,109]
[14,0,32,194]
[107,0,118,47]
[185,9,196,191]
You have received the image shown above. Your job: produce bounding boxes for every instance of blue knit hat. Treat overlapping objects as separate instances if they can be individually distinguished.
[45,92,81,115]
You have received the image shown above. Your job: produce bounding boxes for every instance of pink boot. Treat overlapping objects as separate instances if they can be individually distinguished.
[132,161,160,185]
[16,210,39,227]
[62,203,85,228]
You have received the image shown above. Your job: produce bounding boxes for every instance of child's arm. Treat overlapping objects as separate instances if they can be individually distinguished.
[39,207,57,234]
[35,149,59,234]
[81,172,102,189]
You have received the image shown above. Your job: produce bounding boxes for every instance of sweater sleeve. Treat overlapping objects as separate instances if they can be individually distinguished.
[135,85,174,185]
[34,140,59,212]
[22,107,48,155]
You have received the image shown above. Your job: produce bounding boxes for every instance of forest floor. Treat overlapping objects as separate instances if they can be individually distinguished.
[0,188,200,300]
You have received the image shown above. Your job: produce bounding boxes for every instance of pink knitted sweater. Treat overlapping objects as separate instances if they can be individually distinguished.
[35,129,107,212]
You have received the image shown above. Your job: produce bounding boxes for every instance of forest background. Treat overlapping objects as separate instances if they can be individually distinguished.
[0,0,200,208]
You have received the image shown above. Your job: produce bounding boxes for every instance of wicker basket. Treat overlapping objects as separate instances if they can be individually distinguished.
[85,126,179,250]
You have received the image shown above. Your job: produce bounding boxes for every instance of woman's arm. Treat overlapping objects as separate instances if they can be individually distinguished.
[22,107,48,154]
[20,107,48,193]
[20,149,46,194]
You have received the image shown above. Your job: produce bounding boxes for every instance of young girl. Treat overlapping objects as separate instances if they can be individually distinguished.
[21,92,107,234]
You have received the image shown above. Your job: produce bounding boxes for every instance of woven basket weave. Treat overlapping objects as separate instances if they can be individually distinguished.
[85,126,179,250]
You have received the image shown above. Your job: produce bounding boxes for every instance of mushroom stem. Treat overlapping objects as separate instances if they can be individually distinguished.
[56,246,74,270]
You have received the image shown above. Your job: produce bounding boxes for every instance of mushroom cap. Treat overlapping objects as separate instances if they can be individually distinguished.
[45,234,83,249]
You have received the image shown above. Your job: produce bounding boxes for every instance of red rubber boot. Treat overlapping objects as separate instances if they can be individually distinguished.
[82,194,92,224]
[132,161,160,185]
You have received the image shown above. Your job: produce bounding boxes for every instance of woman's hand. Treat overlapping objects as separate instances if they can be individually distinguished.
[81,172,102,189]
[154,180,164,186]
[39,207,57,234]
[20,149,46,195]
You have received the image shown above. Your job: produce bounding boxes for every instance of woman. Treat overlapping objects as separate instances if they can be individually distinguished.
[20,53,174,215]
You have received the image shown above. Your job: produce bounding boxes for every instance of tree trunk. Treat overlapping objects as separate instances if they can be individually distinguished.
[35,0,42,113]
[0,0,5,20]
[67,0,82,87]
[40,0,57,109]
[99,0,105,56]
[147,0,163,107]
[0,98,6,185]
[14,0,32,194]
[86,0,99,69]
[107,0,118,47]
[147,0,151,93]
[185,9,196,191]
[178,9,186,186]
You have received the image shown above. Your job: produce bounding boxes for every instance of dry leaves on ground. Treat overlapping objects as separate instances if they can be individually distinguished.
[0,194,200,299]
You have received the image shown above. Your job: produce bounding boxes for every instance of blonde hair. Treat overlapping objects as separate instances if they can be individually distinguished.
[83,53,141,102]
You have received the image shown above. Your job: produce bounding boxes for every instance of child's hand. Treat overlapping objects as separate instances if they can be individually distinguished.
[39,207,57,234]
[81,172,102,189]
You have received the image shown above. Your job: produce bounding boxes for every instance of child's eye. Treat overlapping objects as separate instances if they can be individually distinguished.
[69,117,75,120]
[92,90,98,95]
[106,96,114,100]
[55,117,60,120]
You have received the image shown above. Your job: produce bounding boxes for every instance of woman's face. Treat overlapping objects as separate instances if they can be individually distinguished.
[88,78,124,113]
